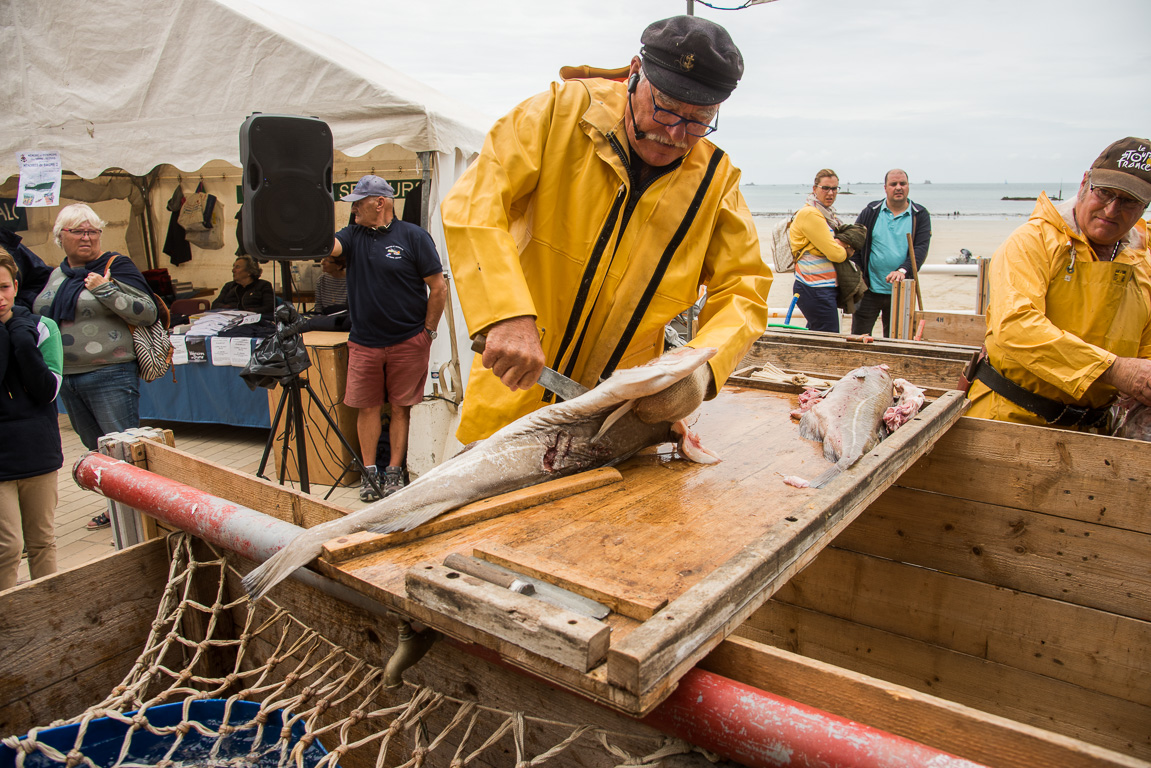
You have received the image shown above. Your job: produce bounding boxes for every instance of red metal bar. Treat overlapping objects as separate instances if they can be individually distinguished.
[643,667,984,768]
[73,451,303,562]
[73,451,985,768]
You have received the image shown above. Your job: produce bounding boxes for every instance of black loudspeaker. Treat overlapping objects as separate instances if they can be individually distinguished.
[240,114,334,260]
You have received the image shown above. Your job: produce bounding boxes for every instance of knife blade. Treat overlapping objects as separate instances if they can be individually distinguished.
[470,333,589,402]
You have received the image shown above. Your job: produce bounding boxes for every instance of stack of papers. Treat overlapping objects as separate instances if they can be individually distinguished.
[169,310,261,367]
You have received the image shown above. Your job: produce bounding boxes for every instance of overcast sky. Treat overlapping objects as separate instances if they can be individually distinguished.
[248,0,1149,185]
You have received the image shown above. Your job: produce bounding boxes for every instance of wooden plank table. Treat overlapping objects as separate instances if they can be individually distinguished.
[315,383,967,715]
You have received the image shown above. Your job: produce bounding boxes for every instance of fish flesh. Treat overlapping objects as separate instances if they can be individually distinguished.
[242,347,720,601]
[884,378,926,431]
[797,365,893,489]
[1112,400,1151,441]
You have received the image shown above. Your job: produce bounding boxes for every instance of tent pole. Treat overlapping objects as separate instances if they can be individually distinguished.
[417,151,433,231]
[137,173,159,270]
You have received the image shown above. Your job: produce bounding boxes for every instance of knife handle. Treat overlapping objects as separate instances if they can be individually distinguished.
[470,334,487,354]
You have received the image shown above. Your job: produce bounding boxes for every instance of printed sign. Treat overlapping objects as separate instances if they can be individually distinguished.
[16,151,62,207]
[333,178,421,201]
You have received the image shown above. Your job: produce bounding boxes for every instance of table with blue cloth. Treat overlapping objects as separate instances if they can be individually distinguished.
[140,337,270,427]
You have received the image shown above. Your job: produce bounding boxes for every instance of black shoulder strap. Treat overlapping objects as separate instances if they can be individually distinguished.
[600,148,725,379]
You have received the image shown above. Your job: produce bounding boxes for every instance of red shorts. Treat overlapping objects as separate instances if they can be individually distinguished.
[345,333,431,408]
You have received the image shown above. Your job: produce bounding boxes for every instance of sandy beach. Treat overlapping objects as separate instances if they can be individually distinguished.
[755,215,1025,316]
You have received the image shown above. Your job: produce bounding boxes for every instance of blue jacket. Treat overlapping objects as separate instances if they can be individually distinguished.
[0,306,63,480]
[852,199,931,291]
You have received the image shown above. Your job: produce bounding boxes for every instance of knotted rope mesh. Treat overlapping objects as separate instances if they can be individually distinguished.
[4,534,716,768]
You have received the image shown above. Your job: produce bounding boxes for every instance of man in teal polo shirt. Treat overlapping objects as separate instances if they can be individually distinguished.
[850,169,932,336]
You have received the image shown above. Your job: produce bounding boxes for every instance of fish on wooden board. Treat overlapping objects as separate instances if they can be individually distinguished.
[795,364,894,489]
[242,347,721,601]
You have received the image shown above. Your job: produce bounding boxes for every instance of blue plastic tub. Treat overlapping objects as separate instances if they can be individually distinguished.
[1,699,331,768]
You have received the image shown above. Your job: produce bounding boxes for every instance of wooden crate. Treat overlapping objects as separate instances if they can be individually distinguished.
[730,416,1151,763]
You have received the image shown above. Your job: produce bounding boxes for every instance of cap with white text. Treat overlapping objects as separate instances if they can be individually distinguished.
[341,174,395,202]
[1089,137,1151,206]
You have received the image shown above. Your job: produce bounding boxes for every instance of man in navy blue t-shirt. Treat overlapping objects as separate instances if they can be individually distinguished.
[331,175,447,501]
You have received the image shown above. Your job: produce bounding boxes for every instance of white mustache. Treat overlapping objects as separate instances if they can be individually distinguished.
[644,132,689,150]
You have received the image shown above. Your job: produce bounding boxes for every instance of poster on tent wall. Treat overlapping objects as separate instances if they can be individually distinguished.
[16,151,62,208]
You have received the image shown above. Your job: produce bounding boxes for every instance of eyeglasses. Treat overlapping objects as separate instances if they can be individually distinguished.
[63,228,102,239]
[817,185,840,192]
[644,82,719,138]
[1090,185,1147,213]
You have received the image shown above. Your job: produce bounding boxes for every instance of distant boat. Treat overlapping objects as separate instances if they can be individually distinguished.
[923,180,932,185]
[1002,196,1038,201]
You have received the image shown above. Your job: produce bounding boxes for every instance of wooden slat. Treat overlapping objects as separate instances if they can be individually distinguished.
[0,539,170,735]
[702,636,1148,768]
[739,602,1151,761]
[142,441,347,527]
[772,545,1151,705]
[605,390,968,697]
[913,310,987,346]
[898,417,1151,535]
[835,485,1151,621]
[321,468,623,563]
[475,542,667,621]
[405,563,610,672]
[741,337,970,390]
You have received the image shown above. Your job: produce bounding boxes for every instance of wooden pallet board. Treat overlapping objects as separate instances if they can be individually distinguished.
[317,383,966,715]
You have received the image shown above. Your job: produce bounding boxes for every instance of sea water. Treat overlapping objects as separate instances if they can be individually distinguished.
[740,182,1067,219]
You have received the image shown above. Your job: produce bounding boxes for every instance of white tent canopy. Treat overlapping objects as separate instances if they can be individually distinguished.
[0,0,490,180]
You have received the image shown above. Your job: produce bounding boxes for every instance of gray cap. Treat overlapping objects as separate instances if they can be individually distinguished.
[640,16,744,106]
[341,174,395,201]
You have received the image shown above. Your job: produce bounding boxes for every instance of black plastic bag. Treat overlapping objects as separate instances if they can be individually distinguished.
[239,305,311,390]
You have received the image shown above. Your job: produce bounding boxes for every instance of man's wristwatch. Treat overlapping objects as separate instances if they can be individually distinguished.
[426,328,438,339]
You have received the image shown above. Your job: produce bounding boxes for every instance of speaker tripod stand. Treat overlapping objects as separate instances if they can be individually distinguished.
[256,372,381,500]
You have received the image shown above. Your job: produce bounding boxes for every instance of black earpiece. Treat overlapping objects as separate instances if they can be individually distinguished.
[627,73,639,93]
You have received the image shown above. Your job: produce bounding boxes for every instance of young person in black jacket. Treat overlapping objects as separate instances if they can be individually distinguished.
[0,250,64,590]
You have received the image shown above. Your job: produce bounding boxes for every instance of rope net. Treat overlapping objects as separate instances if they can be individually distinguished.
[4,534,716,768]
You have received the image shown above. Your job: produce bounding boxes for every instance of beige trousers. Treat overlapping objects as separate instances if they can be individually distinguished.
[0,472,59,591]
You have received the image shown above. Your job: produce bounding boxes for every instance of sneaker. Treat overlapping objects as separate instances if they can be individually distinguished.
[86,513,111,530]
[382,466,405,497]
[358,466,381,502]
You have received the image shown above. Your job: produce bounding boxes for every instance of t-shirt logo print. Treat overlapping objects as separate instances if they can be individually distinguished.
[384,245,404,260]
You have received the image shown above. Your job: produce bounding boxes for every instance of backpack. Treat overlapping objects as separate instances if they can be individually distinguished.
[770,215,797,273]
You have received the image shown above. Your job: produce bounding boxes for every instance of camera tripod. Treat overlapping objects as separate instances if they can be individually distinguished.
[256,372,381,500]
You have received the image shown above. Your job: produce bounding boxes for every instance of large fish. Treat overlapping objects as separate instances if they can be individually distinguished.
[797,365,893,489]
[242,347,720,600]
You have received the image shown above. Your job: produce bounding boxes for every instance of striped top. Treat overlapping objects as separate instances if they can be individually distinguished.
[314,273,347,312]
[789,205,847,288]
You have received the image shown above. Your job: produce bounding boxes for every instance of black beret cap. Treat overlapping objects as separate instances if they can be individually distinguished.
[641,15,744,106]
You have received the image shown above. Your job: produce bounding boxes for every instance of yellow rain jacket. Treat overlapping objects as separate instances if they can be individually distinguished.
[967,193,1151,427]
[442,78,771,443]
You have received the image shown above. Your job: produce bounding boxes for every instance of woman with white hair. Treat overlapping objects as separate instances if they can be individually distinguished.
[33,203,157,530]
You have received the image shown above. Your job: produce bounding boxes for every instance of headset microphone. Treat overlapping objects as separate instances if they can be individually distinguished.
[626,74,646,141]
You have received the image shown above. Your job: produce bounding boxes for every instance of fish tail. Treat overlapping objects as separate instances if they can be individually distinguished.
[807,464,842,489]
[242,528,328,601]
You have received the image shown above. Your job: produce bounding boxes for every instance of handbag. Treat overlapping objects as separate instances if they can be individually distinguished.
[105,256,175,382]
[177,181,215,232]
[185,196,225,250]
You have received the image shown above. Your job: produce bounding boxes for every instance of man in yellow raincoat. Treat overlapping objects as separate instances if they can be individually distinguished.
[967,137,1151,428]
[442,16,771,443]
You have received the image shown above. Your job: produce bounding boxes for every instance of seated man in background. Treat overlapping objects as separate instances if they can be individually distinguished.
[966,136,1151,428]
